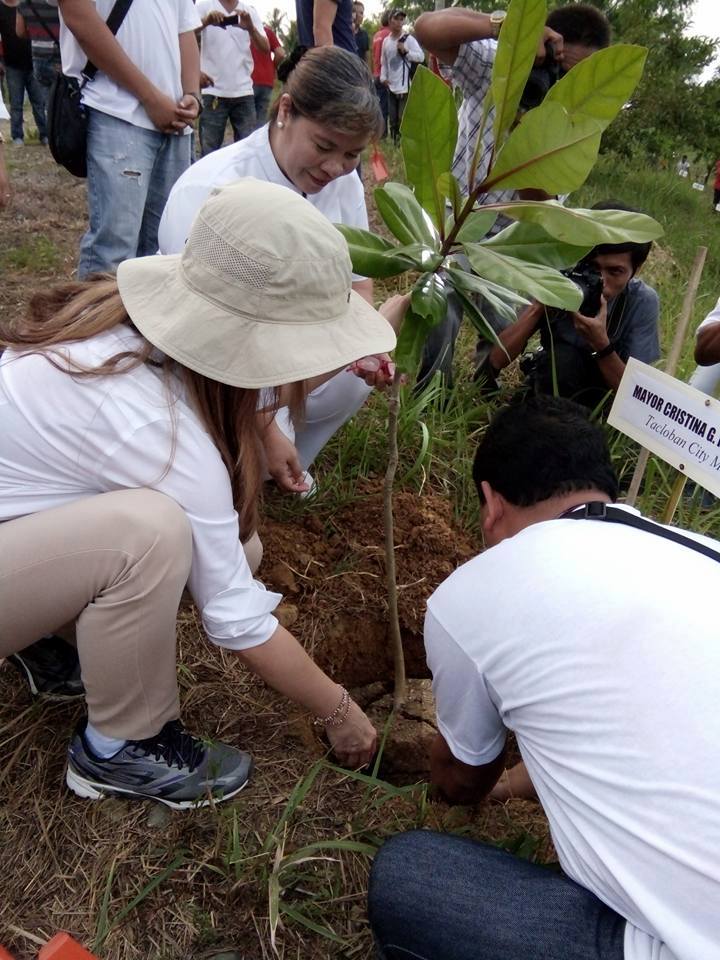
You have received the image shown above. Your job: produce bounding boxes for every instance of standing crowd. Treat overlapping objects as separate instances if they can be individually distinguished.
[0,3,718,959]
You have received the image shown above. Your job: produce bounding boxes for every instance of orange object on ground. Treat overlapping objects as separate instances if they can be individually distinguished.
[0,945,18,960]
[38,933,99,960]
[371,143,389,183]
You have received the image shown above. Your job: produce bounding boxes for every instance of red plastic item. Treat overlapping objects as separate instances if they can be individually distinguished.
[0,946,18,960]
[37,933,98,960]
[370,143,389,183]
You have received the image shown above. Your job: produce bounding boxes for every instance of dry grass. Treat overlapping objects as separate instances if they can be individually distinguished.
[0,133,554,959]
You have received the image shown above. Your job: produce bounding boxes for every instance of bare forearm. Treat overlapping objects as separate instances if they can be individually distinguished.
[489,303,542,371]
[696,324,720,365]
[236,625,343,717]
[58,0,158,102]
[313,0,337,46]
[595,351,625,391]
[430,733,506,804]
[250,24,270,52]
[179,31,200,97]
[414,8,493,63]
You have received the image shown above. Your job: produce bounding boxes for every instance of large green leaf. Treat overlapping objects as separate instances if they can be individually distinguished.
[394,303,438,375]
[447,282,502,343]
[335,224,420,278]
[446,266,522,327]
[479,221,593,267]
[486,101,603,194]
[463,241,583,310]
[401,66,459,232]
[437,171,462,219]
[485,201,664,245]
[374,182,437,246]
[491,0,547,146]
[544,44,648,130]
[455,209,498,243]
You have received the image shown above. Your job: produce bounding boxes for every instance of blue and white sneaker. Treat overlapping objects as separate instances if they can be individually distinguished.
[67,719,253,809]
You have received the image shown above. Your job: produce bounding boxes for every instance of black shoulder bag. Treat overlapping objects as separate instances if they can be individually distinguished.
[564,500,720,565]
[47,0,134,178]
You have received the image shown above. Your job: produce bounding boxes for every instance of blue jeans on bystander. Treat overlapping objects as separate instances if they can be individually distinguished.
[199,94,255,154]
[5,64,48,142]
[79,109,192,278]
[253,85,273,130]
[368,831,627,960]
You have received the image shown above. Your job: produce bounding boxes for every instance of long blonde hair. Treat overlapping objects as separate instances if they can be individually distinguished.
[1,277,302,539]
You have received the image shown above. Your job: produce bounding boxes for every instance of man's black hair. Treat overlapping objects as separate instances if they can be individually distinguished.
[472,396,619,507]
[586,199,653,274]
[546,3,611,50]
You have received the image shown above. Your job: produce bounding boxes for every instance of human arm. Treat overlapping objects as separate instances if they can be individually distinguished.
[177,30,202,125]
[695,322,720,365]
[431,733,506,804]
[237,625,377,767]
[403,35,424,64]
[488,301,544,372]
[240,8,270,53]
[313,0,338,47]
[571,298,626,391]
[380,36,389,85]
[15,11,27,38]
[414,7,562,67]
[57,0,189,133]
[261,414,310,494]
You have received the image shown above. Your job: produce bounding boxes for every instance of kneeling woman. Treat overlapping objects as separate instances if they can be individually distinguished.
[159,45,387,493]
[0,180,396,808]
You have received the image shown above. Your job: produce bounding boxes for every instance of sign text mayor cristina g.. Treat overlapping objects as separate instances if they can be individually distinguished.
[608,358,720,499]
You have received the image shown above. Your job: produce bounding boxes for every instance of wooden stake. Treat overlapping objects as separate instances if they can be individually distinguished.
[625,245,708,508]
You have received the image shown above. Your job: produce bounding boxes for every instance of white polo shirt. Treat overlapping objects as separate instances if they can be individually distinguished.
[158,123,368,255]
[57,0,201,132]
[196,0,264,98]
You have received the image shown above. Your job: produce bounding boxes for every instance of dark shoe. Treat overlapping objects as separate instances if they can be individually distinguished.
[6,635,84,698]
[66,719,253,809]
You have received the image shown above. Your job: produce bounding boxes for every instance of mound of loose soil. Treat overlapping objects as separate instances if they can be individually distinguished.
[259,483,478,689]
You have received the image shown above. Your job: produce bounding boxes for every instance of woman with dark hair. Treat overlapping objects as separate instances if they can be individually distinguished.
[0,180,400,808]
[159,45,388,494]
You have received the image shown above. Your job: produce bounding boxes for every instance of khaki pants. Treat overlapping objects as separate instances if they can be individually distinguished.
[0,490,261,741]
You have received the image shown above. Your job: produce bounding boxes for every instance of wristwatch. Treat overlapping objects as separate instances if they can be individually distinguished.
[592,341,615,360]
[489,10,506,38]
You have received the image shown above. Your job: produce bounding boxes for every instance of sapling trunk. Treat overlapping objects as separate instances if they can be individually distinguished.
[383,369,406,709]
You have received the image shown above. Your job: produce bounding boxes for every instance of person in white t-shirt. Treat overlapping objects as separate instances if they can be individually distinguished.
[369,396,720,960]
[160,46,390,497]
[379,10,423,144]
[196,0,269,155]
[56,0,202,277]
[0,180,406,808]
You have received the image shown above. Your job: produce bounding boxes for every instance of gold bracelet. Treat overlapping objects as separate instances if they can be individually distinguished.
[313,687,351,727]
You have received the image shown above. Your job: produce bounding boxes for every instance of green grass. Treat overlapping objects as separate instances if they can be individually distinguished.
[1,234,62,272]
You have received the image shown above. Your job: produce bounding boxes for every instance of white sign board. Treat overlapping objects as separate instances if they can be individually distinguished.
[608,358,720,498]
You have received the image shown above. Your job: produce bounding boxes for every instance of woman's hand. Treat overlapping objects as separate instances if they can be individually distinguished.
[325,699,378,768]
[347,353,399,389]
[263,419,310,494]
[379,293,411,332]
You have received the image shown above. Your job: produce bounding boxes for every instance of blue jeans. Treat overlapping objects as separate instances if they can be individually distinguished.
[253,84,273,130]
[4,64,48,141]
[199,94,255,155]
[368,831,626,960]
[79,109,192,277]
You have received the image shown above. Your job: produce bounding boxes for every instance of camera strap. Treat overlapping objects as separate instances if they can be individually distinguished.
[562,500,720,566]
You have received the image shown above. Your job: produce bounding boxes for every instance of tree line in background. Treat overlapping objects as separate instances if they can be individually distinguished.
[267,0,720,174]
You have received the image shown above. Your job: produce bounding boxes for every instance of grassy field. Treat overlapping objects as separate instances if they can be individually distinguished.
[1,125,719,960]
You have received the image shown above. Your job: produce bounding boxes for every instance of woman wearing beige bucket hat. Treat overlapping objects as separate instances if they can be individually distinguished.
[0,179,400,808]
[159,45,392,496]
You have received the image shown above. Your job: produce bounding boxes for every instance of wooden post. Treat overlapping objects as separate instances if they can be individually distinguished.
[625,245,708,508]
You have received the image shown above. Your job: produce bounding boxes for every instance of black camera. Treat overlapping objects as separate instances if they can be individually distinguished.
[222,14,239,26]
[561,261,604,317]
[519,41,563,111]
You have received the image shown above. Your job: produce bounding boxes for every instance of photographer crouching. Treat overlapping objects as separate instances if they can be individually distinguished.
[483,201,660,409]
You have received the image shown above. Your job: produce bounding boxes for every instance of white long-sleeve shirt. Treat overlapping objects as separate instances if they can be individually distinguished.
[0,326,281,650]
[380,33,423,95]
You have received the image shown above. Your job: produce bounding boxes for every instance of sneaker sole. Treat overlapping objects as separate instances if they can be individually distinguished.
[66,764,252,810]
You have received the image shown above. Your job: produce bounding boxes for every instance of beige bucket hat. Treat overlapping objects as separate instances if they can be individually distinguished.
[116,179,396,389]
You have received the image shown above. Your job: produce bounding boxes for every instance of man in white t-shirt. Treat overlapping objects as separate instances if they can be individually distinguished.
[369,395,720,960]
[379,10,423,144]
[196,0,268,155]
[56,0,201,277]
